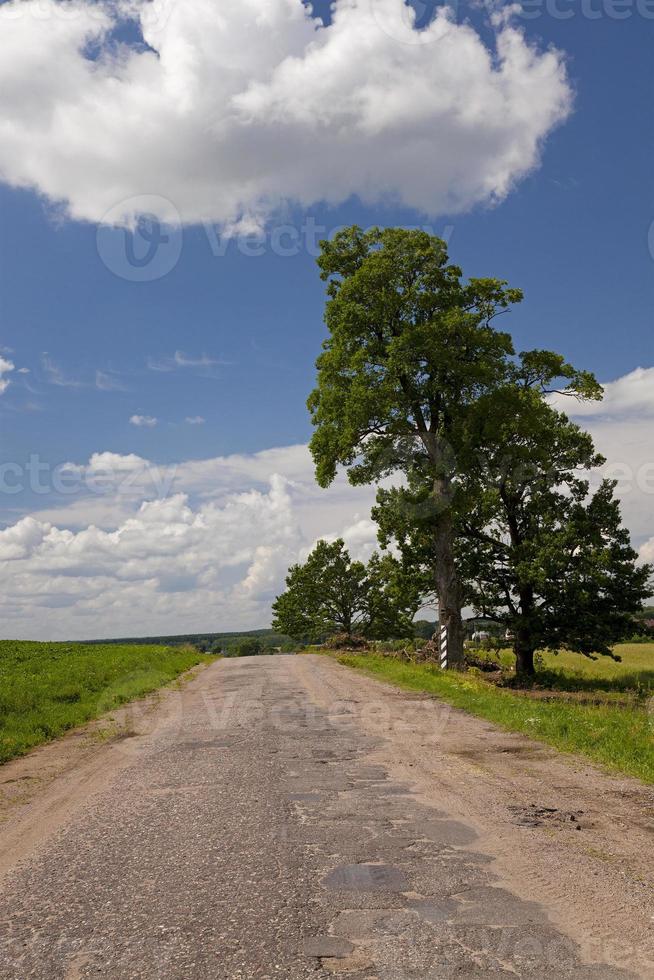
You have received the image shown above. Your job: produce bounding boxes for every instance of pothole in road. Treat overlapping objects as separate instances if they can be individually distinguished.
[508,804,585,829]
[301,937,355,958]
[322,863,409,892]
[412,819,479,846]
[405,896,459,923]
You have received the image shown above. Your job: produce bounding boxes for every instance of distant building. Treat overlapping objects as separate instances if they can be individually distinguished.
[464,616,499,639]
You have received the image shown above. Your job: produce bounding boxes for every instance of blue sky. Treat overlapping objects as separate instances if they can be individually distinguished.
[0,0,652,637]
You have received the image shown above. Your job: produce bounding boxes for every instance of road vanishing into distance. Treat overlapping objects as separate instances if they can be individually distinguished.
[0,655,653,979]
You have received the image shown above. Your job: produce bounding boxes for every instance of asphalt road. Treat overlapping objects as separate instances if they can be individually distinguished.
[0,655,650,979]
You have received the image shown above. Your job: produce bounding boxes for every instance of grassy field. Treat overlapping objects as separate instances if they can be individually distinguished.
[531,643,654,692]
[334,643,654,783]
[0,641,213,765]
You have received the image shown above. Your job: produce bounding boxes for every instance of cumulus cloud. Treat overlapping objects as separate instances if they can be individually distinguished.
[0,448,378,639]
[0,516,49,560]
[185,416,206,425]
[639,537,654,564]
[0,0,571,227]
[588,416,654,558]
[306,517,380,564]
[129,414,158,427]
[0,355,15,394]
[87,451,151,473]
[551,367,654,419]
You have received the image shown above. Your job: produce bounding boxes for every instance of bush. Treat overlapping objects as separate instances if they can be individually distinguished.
[232,638,265,657]
[370,638,420,654]
[325,632,369,650]
[464,650,502,673]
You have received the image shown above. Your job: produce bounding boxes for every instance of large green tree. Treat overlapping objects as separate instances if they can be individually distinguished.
[456,376,652,677]
[308,225,525,667]
[271,539,424,642]
[376,356,652,678]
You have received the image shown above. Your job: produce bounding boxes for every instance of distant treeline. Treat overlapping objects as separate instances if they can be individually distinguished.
[85,628,290,652]
[86,621,441,653]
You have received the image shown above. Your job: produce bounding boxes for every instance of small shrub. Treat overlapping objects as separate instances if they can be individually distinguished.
[464,651,502,673]
[325,632,369,650]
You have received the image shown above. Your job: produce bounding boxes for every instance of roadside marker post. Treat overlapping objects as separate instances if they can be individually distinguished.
[439,625,448,670]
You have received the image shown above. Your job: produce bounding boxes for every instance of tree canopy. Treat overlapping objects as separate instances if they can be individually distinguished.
[271,539,426,642]
[456,381,652,674]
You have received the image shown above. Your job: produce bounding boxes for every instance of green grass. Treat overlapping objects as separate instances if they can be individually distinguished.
[0,641,214,765]
[539,644,654,693]
[334,643,654,783]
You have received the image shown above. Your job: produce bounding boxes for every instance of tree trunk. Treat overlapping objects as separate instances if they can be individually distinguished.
[421,435,465,670]
[514,639,535,679]
[514,587,536,681]
[433,510,465,670]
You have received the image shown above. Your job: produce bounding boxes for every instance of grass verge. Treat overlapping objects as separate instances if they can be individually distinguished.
[0,640,214,765]
[334,651,654,784]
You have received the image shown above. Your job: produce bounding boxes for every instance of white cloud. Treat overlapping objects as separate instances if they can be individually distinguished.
[639,537,654,565]
[0,0,571,227]
[0,450,378,639]
[87,451,150,473]
[0,516,50,560]
[0,355,15,394]
[307,517,380,564]
[551,367,654,419]
[129,414,158,427]
[588,417,653,547]
[185,416,206,425]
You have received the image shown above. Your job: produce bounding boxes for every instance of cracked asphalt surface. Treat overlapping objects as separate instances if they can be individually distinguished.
[0,655,650,978]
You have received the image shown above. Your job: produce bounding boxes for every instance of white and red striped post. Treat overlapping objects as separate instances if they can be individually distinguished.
[439,624,448,670]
